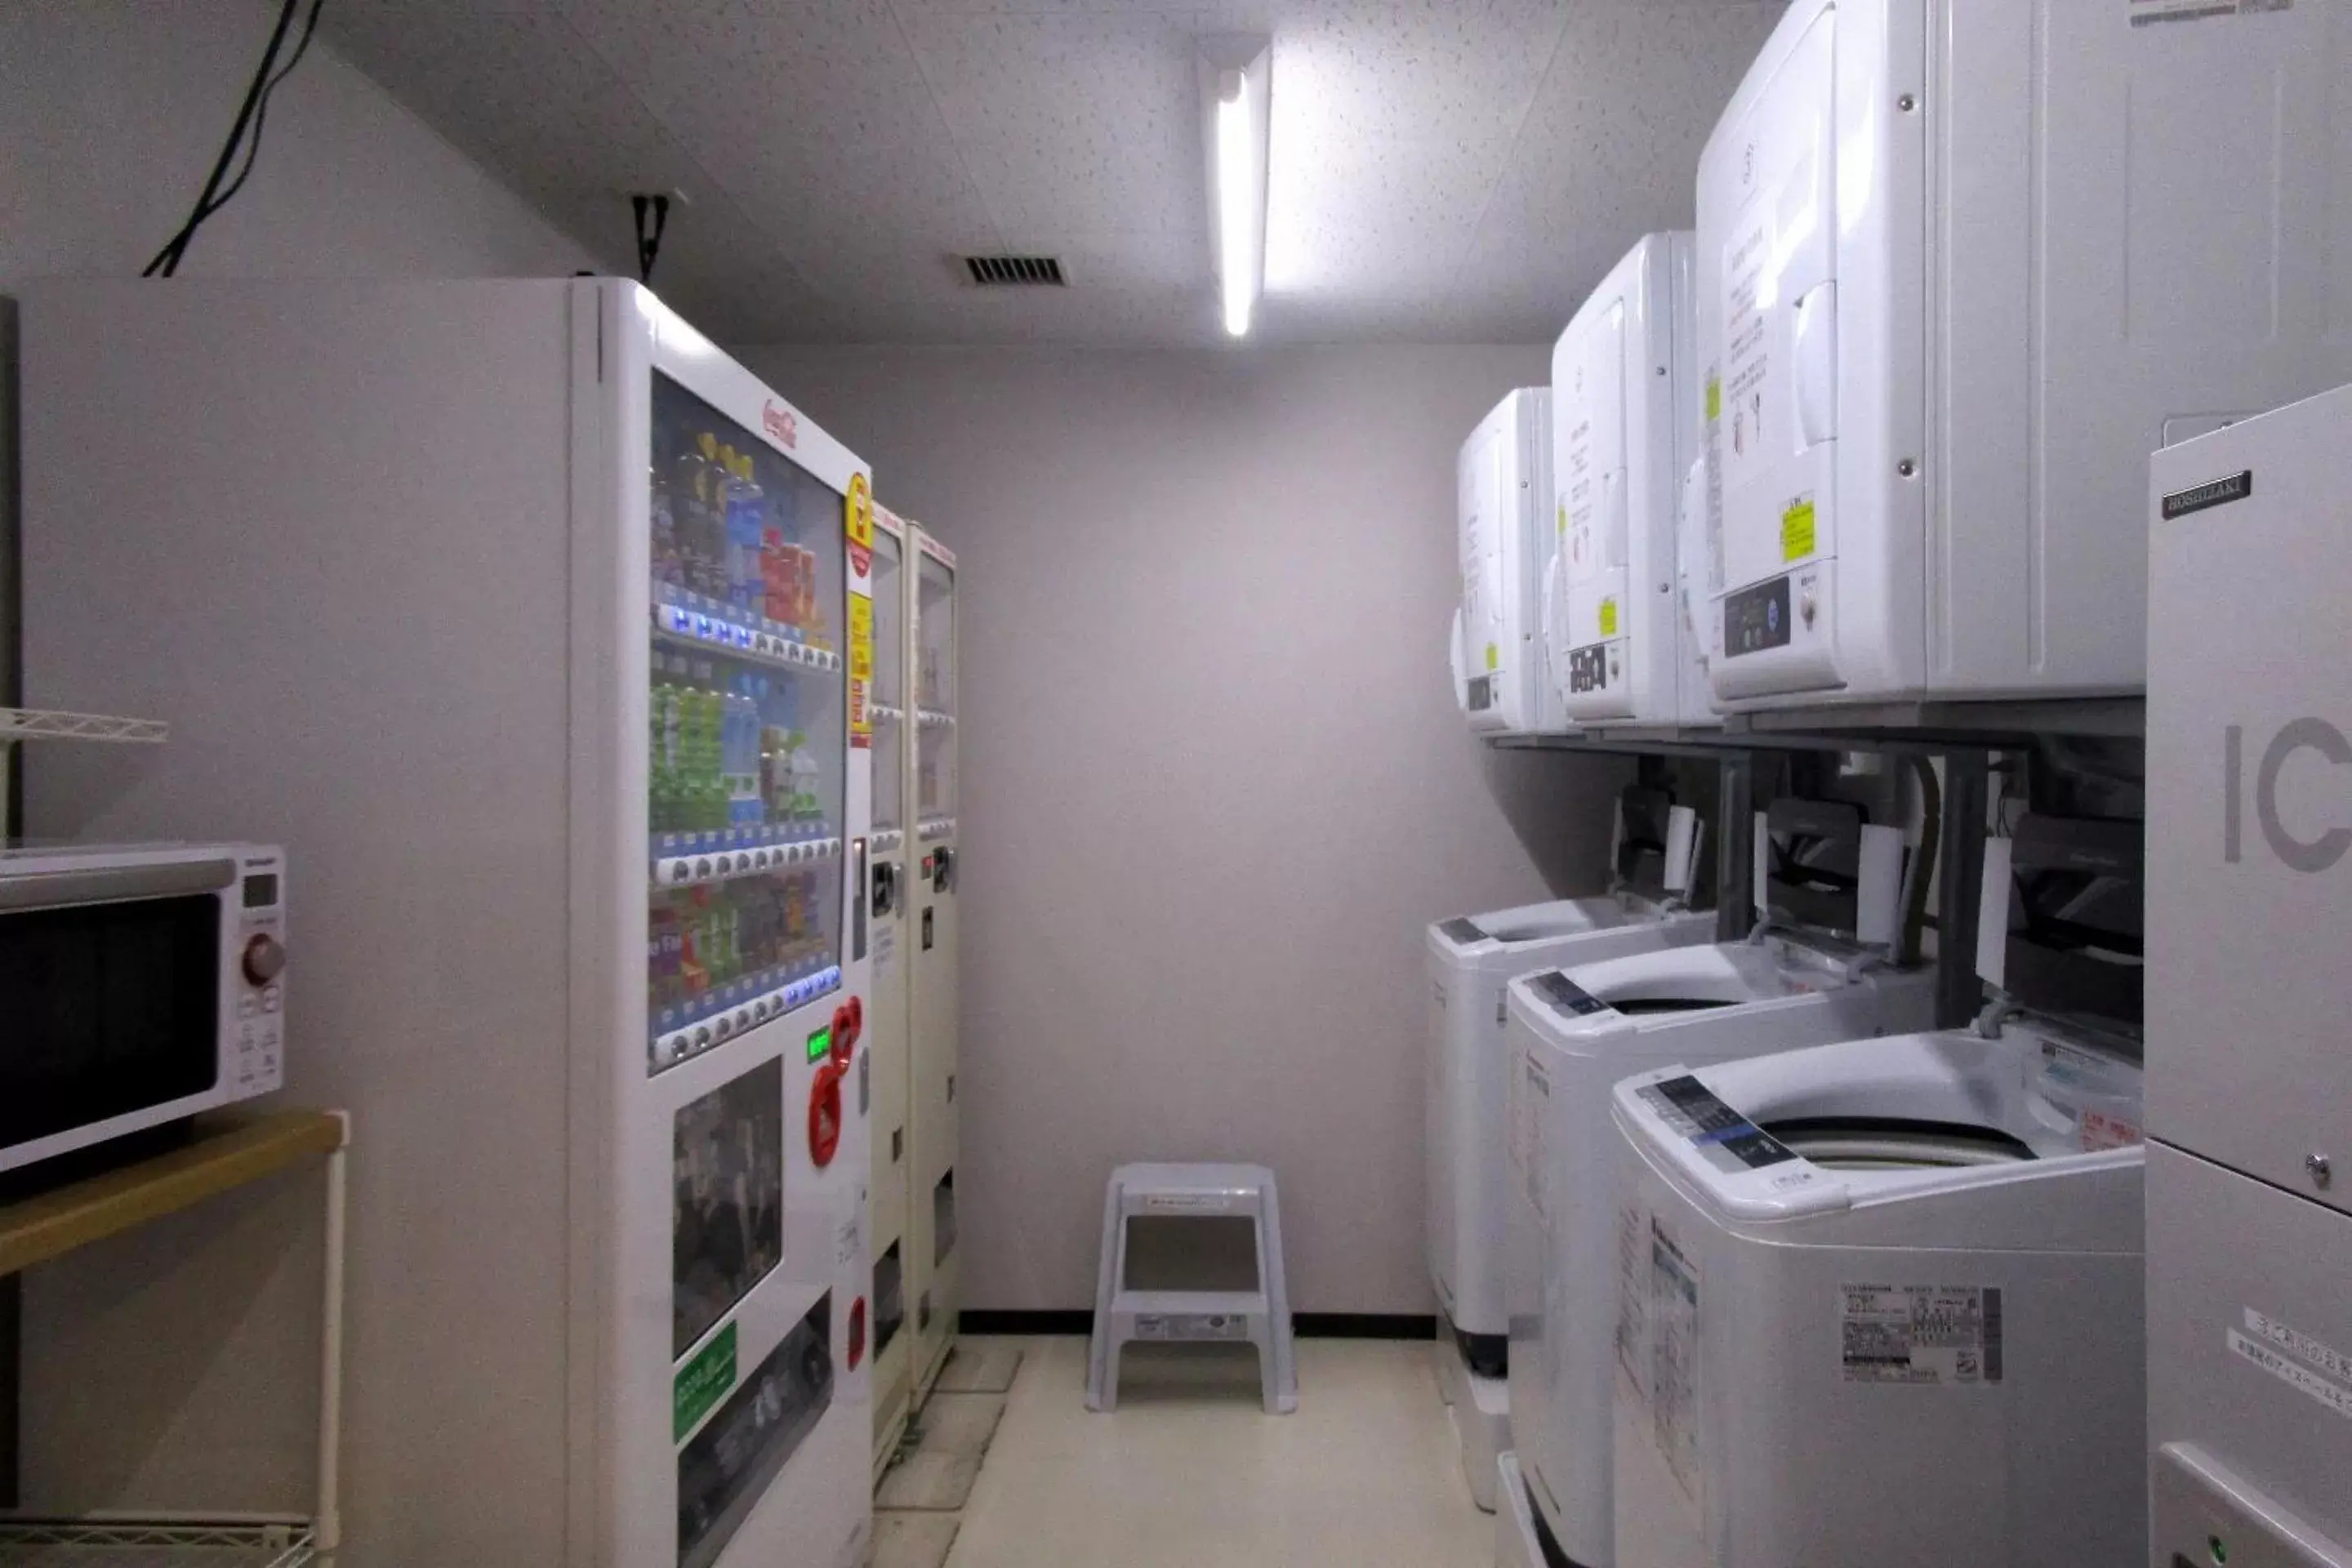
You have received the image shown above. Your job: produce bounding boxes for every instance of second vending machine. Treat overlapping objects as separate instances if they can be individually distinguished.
[866,506,964,1456]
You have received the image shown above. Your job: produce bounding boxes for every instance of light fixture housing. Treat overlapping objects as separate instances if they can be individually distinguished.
[1199,38,1270,339]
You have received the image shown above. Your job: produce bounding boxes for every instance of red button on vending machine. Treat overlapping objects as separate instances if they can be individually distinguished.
[830,998,862,1067]
[808,1061,844,1168]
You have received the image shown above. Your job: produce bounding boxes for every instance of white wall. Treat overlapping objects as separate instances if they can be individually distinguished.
[0,0,594,291]
[0,0,595,704]
[0,0,593,1539]
[741,343,1632,1313]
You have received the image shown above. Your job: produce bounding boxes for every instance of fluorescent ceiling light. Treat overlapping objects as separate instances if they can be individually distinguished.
[1217,71,1255,336]
[1201,40,1269,340]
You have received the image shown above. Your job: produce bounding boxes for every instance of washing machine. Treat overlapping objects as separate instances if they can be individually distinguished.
[1608,1026,2145,1568]
[1430,786,1714,1510]
[1549,232,1716,730]
[1607,813,2150,1568]
[1498,800,1935,1568]
[1695,0,2352,711]
[1456,387,1567,735]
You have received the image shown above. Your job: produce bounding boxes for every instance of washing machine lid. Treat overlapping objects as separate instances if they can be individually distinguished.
[1428,895,1634,957]
[1615,1027,2146,1221]
[1520,929,1882,1036]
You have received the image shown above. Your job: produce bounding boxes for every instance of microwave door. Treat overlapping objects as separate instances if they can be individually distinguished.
[0,884,225,1158]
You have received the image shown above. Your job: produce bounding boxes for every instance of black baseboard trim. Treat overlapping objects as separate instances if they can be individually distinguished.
[960,1309,1094,1336]
[960,1309,1437,1341]
[1294,1312,1437,1340]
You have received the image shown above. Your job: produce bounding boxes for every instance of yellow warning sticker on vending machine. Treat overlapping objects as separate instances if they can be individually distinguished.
[849,592,874,684]
[1781,497,1817,562]
[1600,598,1619,638]
[848,590,874,748]
[845,472,874,548]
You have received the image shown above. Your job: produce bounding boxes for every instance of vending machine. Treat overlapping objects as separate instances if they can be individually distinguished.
[866,502,915,1476]
[14,280,873,1568]
[906,523,962,1401]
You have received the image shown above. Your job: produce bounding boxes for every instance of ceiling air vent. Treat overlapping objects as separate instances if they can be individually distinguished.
[963,254,1066,287]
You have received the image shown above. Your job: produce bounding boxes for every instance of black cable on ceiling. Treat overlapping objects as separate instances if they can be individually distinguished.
[634,194,672,286]
[143,0,329,278]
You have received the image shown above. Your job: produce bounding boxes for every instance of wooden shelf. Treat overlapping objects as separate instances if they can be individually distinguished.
[0,1112,345,1279]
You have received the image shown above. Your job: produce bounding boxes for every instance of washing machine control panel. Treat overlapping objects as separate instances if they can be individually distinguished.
[1638,1075,1797,1174]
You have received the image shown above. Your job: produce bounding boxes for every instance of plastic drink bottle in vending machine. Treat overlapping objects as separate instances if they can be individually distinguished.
[652,469,683,591]
[674,437,712,599]
[729,453,766,617]
[688,661,724,832]
[726,678,763,827]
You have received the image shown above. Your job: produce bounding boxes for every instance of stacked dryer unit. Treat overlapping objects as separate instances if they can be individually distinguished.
[1694,0,2352,712]
[906,521,962,1404]
[1610,816,2151,1568]
[1455,387,1567,735]
[2145,385,2352,1566]
[1549,233,1717,730]
[866,504,915,1475]
[1498,795,1936,1568]
[1425,786,1716,1511]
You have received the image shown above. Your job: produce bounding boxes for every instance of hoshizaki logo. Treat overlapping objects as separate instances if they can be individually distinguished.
[2226,719,2352,871]
[2163,469,2252,520]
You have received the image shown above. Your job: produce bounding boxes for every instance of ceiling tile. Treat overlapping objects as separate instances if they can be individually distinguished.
[900,9,1208,239]
[321,0,1792,346]
[1266,0,1566,152]
[1466,1,1785,336]
[1267,131,1494,298]
[564,0,939,150]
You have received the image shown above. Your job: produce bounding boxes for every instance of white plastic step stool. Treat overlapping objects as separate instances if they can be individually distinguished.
[1085,1163,1298,1414]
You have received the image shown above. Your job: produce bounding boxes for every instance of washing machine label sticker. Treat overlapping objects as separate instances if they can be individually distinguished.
[1650,1218,1704,1504]
[1838,1285,2005,1385]
[1512,1053,1552,1219]
[2243,1308,2352,1388]
[1616,1205,1649,1389]
[2230,1327,2352,1423]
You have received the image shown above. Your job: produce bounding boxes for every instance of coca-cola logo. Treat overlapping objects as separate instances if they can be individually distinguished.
[762,400,799,449]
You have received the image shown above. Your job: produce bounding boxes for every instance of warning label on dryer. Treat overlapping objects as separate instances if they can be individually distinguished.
[1840,1285,2005,1384]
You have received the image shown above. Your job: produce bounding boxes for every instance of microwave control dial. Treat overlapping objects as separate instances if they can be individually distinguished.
[243,933,287,987]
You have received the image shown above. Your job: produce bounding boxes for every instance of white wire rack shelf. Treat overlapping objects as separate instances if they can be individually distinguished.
[0,1518,314,1568]
[0,710,168,746]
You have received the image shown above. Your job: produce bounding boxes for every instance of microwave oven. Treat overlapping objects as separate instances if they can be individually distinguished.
[0,843,286,1174]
